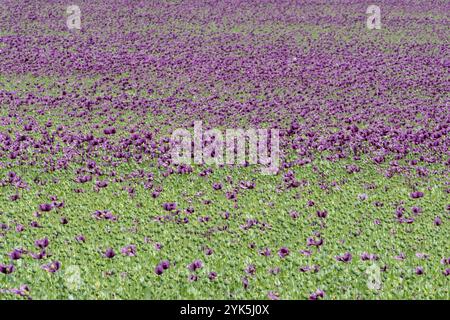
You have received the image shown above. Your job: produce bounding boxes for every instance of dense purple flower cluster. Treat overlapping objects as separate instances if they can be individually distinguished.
[0,0,448,300]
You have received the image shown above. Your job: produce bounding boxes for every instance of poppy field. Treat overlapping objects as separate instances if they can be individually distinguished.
[0,1,449,300]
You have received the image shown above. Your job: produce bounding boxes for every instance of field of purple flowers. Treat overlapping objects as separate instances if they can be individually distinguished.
[0,1,448,299]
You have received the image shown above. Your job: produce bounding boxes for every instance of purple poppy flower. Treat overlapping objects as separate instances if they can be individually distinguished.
[299,265,320,273]
[361,252,379,261]
[212,183,222,190]
[307,237,323,247]
[300,249,313,256]
[75,235,86,242]
[443,269,450,276]
[95,180,108,188]
[208,271,217,281]
[188,259,203,272]
[30,250,46,260]
[204,247,214,256]
[269,267,281,275]
[39,203,53,212]
[10,284,30,298]
[410,191,424,199]
[186,207,195,214]
[440,257,449,265]
[121,245,137,257]
[260,247,271,256]
[15,224,25,232]
[415,252,429,260]
[104,248,115,258]
[104,127,116,135]
[154,243,162,250]
[60,217,68,225]
[242,276,249,289]
[268,291,280,300]
[162,202,177,211]
[434,216,442,226]
[299,266,311,272]
[35,237,49,249]
[245,264,256,276]
[156,260,168,272]
[9,249,23,260]
[335,252,352,263]
[0,264,15,274]
[309,289,325,300]
[415,267,424,275]
[92,210,117,221]
[411,206,422,215]
[42,261,61,273]
[358,193,368,201]
[278,247,289,258]
[154,264,164,276]
[188,274,198,282]
[289,211,299,219]
[316,210,328,218]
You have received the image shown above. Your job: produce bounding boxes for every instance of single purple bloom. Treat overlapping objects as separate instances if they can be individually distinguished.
[411,206,422,215]
[245,264,256,276]
[104,248,115,258]
[35,237,49,249]
[30,250,46,260]
[121,245,137,257]
[42,261,61,273]
[410,191,424,199]
[415,252,429,260]
[316,210,328,218]
[75,235,86,242]
[162,202,177,211]
[0,264,15,274]
[358,193,368,201]
[300,249,312,256]
[188,274,198,282]
[208,271,217,281]
[269,267,281,275]
[242,276,249,289]
[9,249,23,260]
[92,210,117,221]
[278,247,290,258]
[188,259,203,272]
[434,216,442,226]
[336,252,352,263]
[95,180,108,188]
[212,183,222,190]
[30,221,41,228]
[289,211,299,219]
[160,260,170,270]
[268,291,280,300]
[39,203,53,212]
[309,289,325,300]
[154,264,164,276]
[361,252,378,261]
